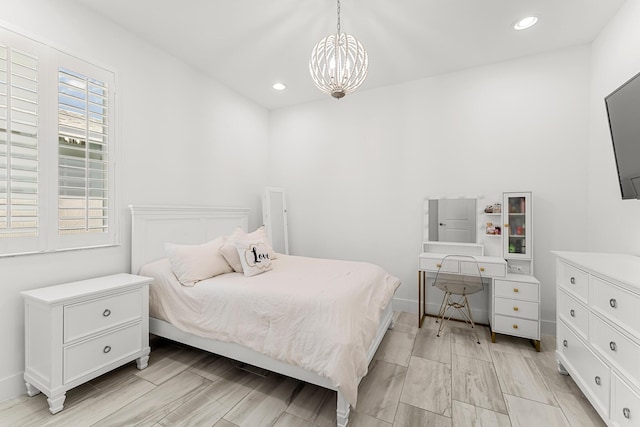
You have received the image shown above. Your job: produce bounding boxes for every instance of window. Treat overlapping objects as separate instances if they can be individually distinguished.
[0,26,117,256]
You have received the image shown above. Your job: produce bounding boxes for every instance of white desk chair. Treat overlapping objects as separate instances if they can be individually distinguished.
[433,254,484,343]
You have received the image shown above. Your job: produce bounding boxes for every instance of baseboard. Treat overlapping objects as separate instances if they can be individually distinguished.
[541,318,556,337]
[0,372,25,403]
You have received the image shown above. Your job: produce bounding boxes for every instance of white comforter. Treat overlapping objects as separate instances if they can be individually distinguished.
[140,254,400,406]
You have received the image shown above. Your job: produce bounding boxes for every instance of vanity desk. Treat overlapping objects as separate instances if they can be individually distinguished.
[420,193,540,351]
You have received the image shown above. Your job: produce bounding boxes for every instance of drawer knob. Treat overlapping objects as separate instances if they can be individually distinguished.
[103,345,111,354]
[513,306,519,312]
[436,263,442,268]
[609,298,617,308]
[609,341,617,352]
[563,339,568,347]
[480,267,485,272]
[570,277,575,285]
[103,309,111,317]
[513,324,518,329]
[513,288,519,293]
[594,376,601,386]
[570,309,575,317]
[623,407,631,419]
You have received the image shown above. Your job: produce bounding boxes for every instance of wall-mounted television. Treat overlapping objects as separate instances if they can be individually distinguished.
[605,70,640,200]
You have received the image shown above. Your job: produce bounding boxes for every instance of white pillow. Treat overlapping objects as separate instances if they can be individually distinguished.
[220,226,277,273]
[235,240,273,277]
[165,236,233,286]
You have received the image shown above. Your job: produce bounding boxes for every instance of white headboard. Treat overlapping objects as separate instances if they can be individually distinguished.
[129,205,250,274]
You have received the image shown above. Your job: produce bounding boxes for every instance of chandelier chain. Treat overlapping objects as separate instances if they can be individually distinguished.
[336,0,341,34]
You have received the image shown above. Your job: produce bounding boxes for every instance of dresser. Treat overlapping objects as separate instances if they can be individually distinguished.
[21,273,152,414]
[553,251,640,426]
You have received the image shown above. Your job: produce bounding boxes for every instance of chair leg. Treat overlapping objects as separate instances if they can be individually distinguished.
[436,292,450,337]
[435,291,448,324]
[464,296,480,344]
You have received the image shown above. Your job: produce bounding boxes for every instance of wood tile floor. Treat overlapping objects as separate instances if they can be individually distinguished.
[0,312,606,427]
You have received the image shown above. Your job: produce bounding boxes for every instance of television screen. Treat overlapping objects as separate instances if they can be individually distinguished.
[605,71,640,200]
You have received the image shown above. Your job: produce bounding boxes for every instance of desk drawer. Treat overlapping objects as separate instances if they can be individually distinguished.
[494,297,538,320]
[493,315,538,339]
[557,260,588,302]
[419,257,458,273]
[558,288,588,339]
[590,313,640,389]
[64,322,142,384]
[462,260,506,278]
[494,279,538,302]
[64,289,142,343]
[591,275,640,339]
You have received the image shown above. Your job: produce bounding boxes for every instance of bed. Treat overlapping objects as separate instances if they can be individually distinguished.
[129,205,399,427]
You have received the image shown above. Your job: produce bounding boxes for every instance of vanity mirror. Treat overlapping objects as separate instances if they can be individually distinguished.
[423,197,477,243]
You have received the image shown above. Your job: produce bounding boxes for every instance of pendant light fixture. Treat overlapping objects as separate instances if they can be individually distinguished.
[309,0,368,99]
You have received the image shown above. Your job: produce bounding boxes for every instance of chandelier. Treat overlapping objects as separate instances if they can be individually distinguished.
[309,0,368,99]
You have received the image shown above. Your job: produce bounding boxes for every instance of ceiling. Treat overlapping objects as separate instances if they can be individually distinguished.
[78,0,625,110]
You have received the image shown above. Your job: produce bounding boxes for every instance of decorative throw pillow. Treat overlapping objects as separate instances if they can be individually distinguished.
[220,226,277,273]
[165,236,233,286]
[235,240,273,277]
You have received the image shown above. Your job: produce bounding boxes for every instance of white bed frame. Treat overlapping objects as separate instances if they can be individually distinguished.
[129,205,394,427]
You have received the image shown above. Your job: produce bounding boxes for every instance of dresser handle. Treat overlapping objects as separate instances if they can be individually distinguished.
[480,267,485,272]
[103,309,111,317]
[570,277,575,284]
[103,345,111,354]
[436,263,442,268]
[513,324,518,329]
[594,376,601,386]
[623,408,631,419]
[570,309,575,317]
[513,288,519,293]
[513,306,519,311]
[609,298,617,308]
[609,341,617,351]
[563,339,568,347]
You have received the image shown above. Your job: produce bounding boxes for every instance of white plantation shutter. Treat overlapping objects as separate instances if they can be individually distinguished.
[58,67,109,236]
[0,42,40,253]
[0,26,117,256]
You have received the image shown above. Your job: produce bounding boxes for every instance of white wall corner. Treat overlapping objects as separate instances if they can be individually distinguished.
[0,372,25,403]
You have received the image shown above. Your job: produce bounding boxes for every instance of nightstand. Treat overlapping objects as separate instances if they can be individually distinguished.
[21,273,152,414]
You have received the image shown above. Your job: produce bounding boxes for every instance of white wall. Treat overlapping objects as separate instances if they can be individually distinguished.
[269,46,592,335]
[0,0,269,401]
[587,0,640,254]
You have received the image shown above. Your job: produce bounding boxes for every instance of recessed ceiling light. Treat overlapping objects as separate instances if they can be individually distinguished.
[514,16,538,31]
[272,82,286,91]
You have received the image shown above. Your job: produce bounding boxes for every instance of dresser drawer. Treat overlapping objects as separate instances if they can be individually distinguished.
[493,314,538,339]
[557,260,589,303]
[494,279,538,302]
[494,297,538,320]
[64,289,143,343]
[612,373,640,427]
[461,260,506,278]
[558,288,588,339]
[591,275,640,340]
[64,322,142,384]
[590,313,640,389]
[557,321,610,418]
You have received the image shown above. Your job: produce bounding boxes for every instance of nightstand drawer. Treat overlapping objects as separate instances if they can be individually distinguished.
[493,314,538,339]
[64,322,142,384]
[494,297,538,320]
[64,289,142,343]
[494,279,538,302]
